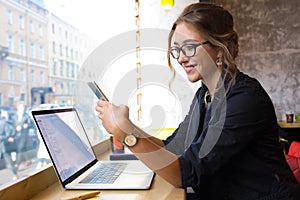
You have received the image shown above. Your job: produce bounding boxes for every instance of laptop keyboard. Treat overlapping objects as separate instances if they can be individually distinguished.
[80,162,127,184]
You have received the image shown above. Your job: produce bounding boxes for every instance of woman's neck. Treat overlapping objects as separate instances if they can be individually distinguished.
[202,70,221,100]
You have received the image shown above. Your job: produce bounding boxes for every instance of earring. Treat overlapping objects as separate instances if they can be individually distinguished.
[216,58,223,67]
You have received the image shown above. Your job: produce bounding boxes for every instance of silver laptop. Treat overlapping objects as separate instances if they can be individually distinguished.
[31,108,154,190]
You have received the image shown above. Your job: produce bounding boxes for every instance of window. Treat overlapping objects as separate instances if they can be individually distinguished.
[65,46,68,57]
[39,45,44,60]
[40,71,44,83]
[65,30,68,40]
[8,65,14,80]
[75,50,78,60]
[59,44,63,56]
[53,59,57,75]
[20,93,25,101]
[19,15,24,29]
[66,61,69,77]
[19,39,26,56]
[30,42,35,58]
[29,20,34,33]
[59,27,62,36]
[30,69,35,82]
[52,23,55,34]
[7,34,14,53]
[20,68,26,81]
[60,60,64,76]
[71,63,75,78]
[60,83,64,94]
[38,24,43,36]
[7,10,13,24]
[52,41,56,53]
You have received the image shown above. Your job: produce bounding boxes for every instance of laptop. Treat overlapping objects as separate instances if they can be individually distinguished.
[31,108,154,190]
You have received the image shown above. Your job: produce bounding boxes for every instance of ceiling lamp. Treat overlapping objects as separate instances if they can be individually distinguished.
[161,0,174,10]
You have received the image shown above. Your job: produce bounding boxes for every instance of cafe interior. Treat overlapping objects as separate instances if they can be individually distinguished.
[0,0,299,199]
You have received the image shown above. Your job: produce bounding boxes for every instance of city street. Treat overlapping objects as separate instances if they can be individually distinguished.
[0,157,50,188]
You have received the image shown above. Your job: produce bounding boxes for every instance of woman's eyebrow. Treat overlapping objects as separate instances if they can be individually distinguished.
[183,39,199,43]
[173,39,199,46]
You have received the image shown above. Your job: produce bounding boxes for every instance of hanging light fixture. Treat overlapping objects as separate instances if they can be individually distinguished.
[161,0,174,10]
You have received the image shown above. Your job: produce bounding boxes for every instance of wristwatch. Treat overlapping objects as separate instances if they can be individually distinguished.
[123,134,138,147]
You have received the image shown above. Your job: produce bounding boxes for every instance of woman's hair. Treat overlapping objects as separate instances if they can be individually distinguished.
[168,2,239,85]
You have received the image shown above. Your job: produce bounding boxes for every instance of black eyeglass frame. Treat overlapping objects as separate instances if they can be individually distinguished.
[170,41,210,59]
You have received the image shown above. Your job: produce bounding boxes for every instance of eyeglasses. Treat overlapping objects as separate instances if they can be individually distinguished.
[170,41,209,59]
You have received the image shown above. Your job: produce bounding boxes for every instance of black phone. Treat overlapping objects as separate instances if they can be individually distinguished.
[87,81,109,101]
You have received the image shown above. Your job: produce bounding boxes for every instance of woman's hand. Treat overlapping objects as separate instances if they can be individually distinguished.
[95,100,133,142]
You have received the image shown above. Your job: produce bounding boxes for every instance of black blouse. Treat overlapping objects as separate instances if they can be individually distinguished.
[163,72,300,200]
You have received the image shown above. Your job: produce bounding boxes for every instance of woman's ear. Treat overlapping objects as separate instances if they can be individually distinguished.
[216,50,224,67]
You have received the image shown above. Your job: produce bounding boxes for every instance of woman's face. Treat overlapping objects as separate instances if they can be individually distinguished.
[172,23,219,83]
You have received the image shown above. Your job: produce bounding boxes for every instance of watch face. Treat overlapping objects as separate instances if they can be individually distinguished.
[125,134,137,147]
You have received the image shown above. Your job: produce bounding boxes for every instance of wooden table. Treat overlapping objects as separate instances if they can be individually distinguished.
[31,175,185,200]
[0,140,185,200]
[278,121,300,129]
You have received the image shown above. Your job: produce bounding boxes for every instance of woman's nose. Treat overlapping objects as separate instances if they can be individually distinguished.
[177,52,188,65]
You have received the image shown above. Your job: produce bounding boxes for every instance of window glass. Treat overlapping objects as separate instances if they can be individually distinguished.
[0,0,193,189]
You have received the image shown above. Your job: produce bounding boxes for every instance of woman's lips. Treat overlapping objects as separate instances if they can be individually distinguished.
[184,65,195,73]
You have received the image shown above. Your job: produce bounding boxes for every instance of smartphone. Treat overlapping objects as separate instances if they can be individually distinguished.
[87,81,109,101]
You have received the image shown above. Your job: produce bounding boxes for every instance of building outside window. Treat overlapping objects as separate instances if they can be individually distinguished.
[60,60,64,76]
[71,63,75,78]
[31,69,35,82]
[53,59,57,75]
[60,83,64,94]
[39,45,44,60]
[52,23,55,34]
[52,41,56,53]
[19,15,24,29]
[30,20,34,33]
[8,65,14,81]
[7,10,13,24]
[59,44,62,56]
[65,46,68,57]
[20,68,26,81]
[66,61,69,77]
[30,42,35,58]
[40,71,44,83]
[19,39,26,56]
[38,24,43,36]
[7,34,14,53]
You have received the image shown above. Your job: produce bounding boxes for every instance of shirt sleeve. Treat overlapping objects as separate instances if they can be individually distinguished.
[163,87,205,155]
[179,77,277,188]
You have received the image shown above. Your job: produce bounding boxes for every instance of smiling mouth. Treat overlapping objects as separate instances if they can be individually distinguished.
[184,64,196,73]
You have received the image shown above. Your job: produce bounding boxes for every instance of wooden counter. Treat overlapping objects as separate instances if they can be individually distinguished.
[31,174,185,200]
[0,139,185,200]
[278,121,300,129]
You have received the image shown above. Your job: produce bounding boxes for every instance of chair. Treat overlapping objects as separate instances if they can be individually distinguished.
[285,141,300,184]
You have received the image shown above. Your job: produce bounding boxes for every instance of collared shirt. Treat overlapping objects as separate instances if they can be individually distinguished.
[163,72,300,200]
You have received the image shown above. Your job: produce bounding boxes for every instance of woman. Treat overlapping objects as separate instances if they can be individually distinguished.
[96,3,300,199]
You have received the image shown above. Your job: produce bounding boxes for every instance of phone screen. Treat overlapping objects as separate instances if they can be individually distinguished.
[87,81,109,101]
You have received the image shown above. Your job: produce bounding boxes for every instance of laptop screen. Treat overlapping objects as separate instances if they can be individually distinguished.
[32,108,96,182]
